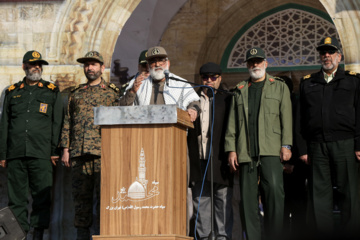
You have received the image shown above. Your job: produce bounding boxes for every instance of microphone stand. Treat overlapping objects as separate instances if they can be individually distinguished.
[168,75,232,240]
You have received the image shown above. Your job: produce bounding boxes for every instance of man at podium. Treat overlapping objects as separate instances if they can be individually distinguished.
[119,46,200,122]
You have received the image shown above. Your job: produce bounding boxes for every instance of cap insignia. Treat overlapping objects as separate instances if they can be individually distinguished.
[324,37,332,44]
[32,51,40,58]
[250,48,257,55]
[152,48,160,55]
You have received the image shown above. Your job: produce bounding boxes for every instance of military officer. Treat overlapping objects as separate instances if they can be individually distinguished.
[225,47,292,240]
[299,37,360,238]
[0,50,63,239]
[60,51,119,240]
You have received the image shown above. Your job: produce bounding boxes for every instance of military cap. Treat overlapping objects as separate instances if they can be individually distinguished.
[77,51,104,64]
[245,47,266,62]
[316,37,340,51]
[199,62,222,75]
[138,50,148,64]
[146,46,168,60]
[23,50,49,65]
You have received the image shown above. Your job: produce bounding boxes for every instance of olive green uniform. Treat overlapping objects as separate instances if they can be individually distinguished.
[0,78,63,232]
[225,74,292,240]
[60,79,119,234]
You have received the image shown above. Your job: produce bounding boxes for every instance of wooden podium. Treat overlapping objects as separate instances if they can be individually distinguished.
[93,105,193,240]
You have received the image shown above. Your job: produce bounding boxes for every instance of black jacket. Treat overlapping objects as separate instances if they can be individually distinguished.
[300,67,360,150]
[187,84,233,186]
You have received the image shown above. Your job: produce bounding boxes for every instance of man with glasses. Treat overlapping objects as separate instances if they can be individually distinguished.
[0,50,63,239]
[188,62,233,239]
[120,46,200,121]
[225,47,292,240]
[299,37,360,238]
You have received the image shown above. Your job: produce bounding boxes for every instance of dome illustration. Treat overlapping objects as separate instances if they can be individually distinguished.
[128,181,146,199]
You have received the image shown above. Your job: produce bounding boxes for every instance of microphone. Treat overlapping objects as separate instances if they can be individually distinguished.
[164,70,170,86]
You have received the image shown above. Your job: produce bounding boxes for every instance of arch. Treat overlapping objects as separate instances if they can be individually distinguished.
[220,3,339,72]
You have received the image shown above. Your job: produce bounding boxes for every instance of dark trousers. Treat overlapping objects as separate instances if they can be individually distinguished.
[308,139,360,238]
[7,157,53,232]
[71,155,101,231]
[192,181,233,240]
[239,156,284,240]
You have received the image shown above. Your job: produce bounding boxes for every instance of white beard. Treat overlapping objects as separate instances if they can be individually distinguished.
[149,64,168,81]
[249,67,266,80]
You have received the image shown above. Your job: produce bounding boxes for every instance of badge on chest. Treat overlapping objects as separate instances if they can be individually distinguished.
[39,103,48,113]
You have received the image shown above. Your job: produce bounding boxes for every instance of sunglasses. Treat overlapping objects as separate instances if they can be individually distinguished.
[319,50,337,55]
[201,75,219,81]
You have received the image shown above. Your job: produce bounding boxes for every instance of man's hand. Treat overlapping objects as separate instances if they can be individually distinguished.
[228,151,239,173]
[51,156,59,166]
[130,73,147,94]
[355,151,360,161]
[62,148,71,167]
[0,160,6,168]
[187,108,198,122]
[299,154,309,165]
[283,163,294,174]
[280,147,292,162]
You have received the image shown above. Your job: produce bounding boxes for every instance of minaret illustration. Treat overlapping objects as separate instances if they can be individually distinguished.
[128,148,148,199]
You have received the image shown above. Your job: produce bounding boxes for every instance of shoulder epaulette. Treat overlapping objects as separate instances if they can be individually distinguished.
[274,76,284,82]
[121,82,129,89]
[109,83,120,92]
[44,81,58,91]
[71,84,83,92]
[301,74,313,82]
[5,81,21,94]
[345,70,359,77]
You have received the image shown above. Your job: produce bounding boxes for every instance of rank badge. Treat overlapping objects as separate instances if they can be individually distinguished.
[40,103,48,113]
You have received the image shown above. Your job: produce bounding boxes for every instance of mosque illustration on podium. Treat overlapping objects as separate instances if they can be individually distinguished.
[112,148,160,203]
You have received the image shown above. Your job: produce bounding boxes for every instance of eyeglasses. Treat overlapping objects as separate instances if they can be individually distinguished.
[148,58,168,65]
[319,50,337,55]
[201,75,220,81]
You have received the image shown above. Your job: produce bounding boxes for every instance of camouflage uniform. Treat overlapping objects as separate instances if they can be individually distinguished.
[60,78,119,231]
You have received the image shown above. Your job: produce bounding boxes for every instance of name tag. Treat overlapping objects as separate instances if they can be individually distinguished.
[39,103,48,113]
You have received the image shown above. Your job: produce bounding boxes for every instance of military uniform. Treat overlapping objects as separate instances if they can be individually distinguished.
[300,67,360,235]
[0,78,63,232]
[60,78,119,232]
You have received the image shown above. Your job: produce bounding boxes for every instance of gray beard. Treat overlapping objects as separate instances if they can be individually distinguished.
[25,70,42,81]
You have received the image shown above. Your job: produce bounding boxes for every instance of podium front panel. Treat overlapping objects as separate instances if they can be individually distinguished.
[99,124,188,236]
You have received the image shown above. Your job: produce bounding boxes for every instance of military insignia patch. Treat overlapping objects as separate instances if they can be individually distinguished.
[152,48,160,55]
[238,85,244,89]
[39,103,48,113]
[47,83,56,90]
[349,71,356,75]
[248,83,252,87]
[303,74,311,79]
[8,85,16,92]
[38,82,43,87]
[250,48,257,55]
[32,51,41,58]
[20,83,25,89]
[109,83,120,92]
[324,37,332,44]
[269,78,274,82]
